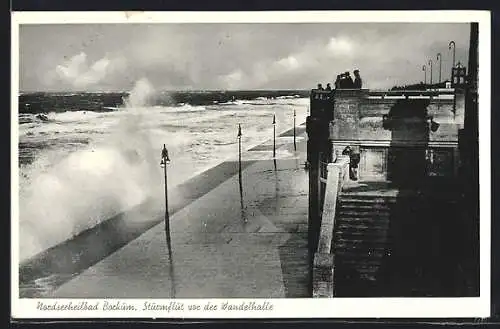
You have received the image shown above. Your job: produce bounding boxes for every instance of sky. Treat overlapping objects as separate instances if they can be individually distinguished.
[19,23,471,92]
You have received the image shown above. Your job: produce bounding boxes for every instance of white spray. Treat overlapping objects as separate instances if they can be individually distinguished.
[19,78,162,261]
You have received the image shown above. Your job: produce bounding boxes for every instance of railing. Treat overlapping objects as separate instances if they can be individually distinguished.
[312,155,350,297]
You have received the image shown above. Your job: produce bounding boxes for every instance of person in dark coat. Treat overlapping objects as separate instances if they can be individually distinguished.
[325,83,332,91]
[342,146,360,181]
[353,69,362,89]
[317,83,324,90]
[345,72,354,88]
[334,75,341,89]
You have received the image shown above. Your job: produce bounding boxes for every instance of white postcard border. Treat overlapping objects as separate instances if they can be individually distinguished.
[11,10,491,319]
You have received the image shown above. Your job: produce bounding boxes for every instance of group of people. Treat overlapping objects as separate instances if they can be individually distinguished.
[316,69,363,91]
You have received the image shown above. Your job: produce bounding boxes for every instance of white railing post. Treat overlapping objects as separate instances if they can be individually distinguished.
[312,156,351,298]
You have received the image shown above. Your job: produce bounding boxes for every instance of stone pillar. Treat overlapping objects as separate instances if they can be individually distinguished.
[454,89,466,126]
[453,147,461,177]
[307,89,335,296]
[313,253,335,297]
[331,89,364,142]
[307,137,320,255]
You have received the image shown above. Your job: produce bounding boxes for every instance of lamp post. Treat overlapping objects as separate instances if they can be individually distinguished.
[422,65,427,84]
[237,124,245,221]
[160,144,174,297]
[238,124,243,195]
[449,40,456,77]
[293,110,297,152]
[238,124,242,174]
[160,144,171,224]
[428,59,433,85]
[272,114,276,159]
[437,53,442,84]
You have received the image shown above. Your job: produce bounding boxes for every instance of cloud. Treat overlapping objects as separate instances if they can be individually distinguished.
[276,56,300,70]
[219,69,244,89]
[326,36,354,55]
[49,52,127,89]
[55,52,87,81]
[216,36,358,89]
[20,23,470,91]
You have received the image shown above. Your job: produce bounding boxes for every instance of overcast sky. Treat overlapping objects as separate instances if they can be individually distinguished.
[19,23,471,92]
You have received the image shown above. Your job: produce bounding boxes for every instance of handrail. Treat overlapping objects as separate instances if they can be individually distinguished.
[312,156,350,297]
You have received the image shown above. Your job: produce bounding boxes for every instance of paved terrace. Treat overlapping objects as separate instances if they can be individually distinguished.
[35,126,310,298]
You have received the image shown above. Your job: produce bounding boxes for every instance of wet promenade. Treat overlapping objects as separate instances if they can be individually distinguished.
[44,126,310,298]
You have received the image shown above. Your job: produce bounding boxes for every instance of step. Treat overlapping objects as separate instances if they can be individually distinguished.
[335,224,390,232]
[335,245,389,252]
[339,204,391,211]
[335,259,383,267]
[339,197,396,205]
[335,237,390,245]
[335,235,390,242]
[340,193,398,199]
[335,240,390,249]
[340,195,461,205]
[335,217,390,224]
[338,209,391,216]
[334,251,387,260]
[334,266,380,276]
[332,246,391,260]
[336,222,390,230]
[337,209,391,220]
[337,211,391,218]
[335,230,390,239]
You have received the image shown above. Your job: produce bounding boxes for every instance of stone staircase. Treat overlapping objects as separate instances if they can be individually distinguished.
[333,193,395,297]
[331,182,475,297]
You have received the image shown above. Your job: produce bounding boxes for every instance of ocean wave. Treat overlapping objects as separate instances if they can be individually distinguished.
[174,104,207,113]
[46,110,112,123]
[18,96,310,261]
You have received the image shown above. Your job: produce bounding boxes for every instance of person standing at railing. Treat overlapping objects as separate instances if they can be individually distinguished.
[353,69,362,89]
[345,72,354,88]
[334,75,341,89]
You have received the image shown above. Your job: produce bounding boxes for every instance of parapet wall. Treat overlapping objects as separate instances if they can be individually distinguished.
[330,89,465,146]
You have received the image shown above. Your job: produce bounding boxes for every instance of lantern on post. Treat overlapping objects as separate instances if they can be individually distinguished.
[272,114,276,159]
[449,40,456,78]
[237,123,242,180]
[293,110,297,152]
[428,59,433,85]
[437,53,442,84]
[160,144,171,223]
[237,124,245,220]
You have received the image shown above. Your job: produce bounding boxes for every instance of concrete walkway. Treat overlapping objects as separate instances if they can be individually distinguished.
[50,130,310,298]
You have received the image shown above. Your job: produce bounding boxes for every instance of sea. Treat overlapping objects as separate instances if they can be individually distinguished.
[17,80,310,262]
